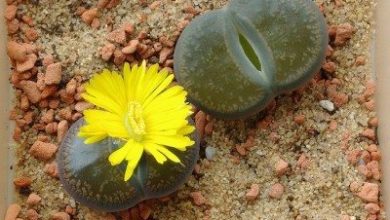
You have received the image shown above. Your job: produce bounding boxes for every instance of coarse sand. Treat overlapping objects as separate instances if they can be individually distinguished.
[4,0,381,219]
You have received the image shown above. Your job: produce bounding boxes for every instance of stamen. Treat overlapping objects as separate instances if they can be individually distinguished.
[125,102,146,140]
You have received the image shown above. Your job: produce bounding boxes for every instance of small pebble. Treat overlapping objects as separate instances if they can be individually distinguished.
[7,18,19,34]
[195,111,207,139]
[138,203,152,220]
[235,144,246,156]
[366,161,381,180]
[114,49,126,65]
[371,151,381,161]
[365,203,380,214]
[269,183,284,199]
[57,120,69,143]
[190,191,206,206]
[361,150,371,163]
[44,161,59,178]
[245,184,260,201]
[16,53,37,72]
[5,5,17,20]
[13,176,32,187]
[360,128,376,141]
[319,100,335,112]
[101,43,116,61]
[275,159,289,176]
[7,41,27,62]
[42,54,54,67]
[27,209,39,220]
[159,47,173,64]
[204,121,214,136]
[29,140,58,161]
[297,154,310,170]
[45,63,62,85]
[368,117,378,128]
[58,107,73,121]
[334,23,354,46]
[65,79,77,95]
[20,80,41,104]
[346,150,361,165]
[51,212,70,220]
[45,122,58,134]
[97,0,110,9]
[293,115,305,125]
[122,40,139,54]
[26,193,41,206]
[205,146,217,160]
[322,61,336,73]
[107,28,127,45]
[357,182,379,203]
[81,8,98,25]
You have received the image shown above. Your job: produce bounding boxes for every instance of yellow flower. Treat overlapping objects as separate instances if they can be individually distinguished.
[78,61,195,181]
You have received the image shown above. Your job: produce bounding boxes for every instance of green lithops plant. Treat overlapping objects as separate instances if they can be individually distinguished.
[58,119,199,211]
[174,0,328,119]
[57,62,199,211]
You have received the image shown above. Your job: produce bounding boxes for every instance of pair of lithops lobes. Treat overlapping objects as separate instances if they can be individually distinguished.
[175,0,328,119]
[57,0,327,212]
[58,119,199,212]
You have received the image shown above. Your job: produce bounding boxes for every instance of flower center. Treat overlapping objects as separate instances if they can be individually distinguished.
[125,101,146,141]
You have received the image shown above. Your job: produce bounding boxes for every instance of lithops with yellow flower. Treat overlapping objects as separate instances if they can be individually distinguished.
[58,61,199,211]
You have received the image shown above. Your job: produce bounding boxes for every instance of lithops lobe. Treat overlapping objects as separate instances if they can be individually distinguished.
[174,0,328,119]
[58,119,199,212]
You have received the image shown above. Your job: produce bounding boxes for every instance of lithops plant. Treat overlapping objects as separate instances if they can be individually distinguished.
[58,62,199,211]
[174,0,328,119]
[58,119,199,211]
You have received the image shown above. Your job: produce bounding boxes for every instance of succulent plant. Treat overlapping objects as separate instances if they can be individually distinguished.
[174,0,328,119]
[58,119,199,212]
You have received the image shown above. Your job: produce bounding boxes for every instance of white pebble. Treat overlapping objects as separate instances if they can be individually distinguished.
[319,100,335,112]
[205,146,217,160]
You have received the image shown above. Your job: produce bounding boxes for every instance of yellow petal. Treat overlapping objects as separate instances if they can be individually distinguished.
[145,107,192,129]
[155,145,181,163]
[83,135,107,144]
[146,118,188,133]
[145,135,195,149]
[127,63,141,100]
[178,125,196,135]
[143,90,188,116]
[82,93,122,115]
[144,144,167,164]
[136,64,161,101]
[123,62,135,100]
[108,140,133,166]
[134,61,147,101]
[78,124,107,144]
[142,74,175,108]
[83,110,129,139]
[83,70,127,114]
[124,144,144,181]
